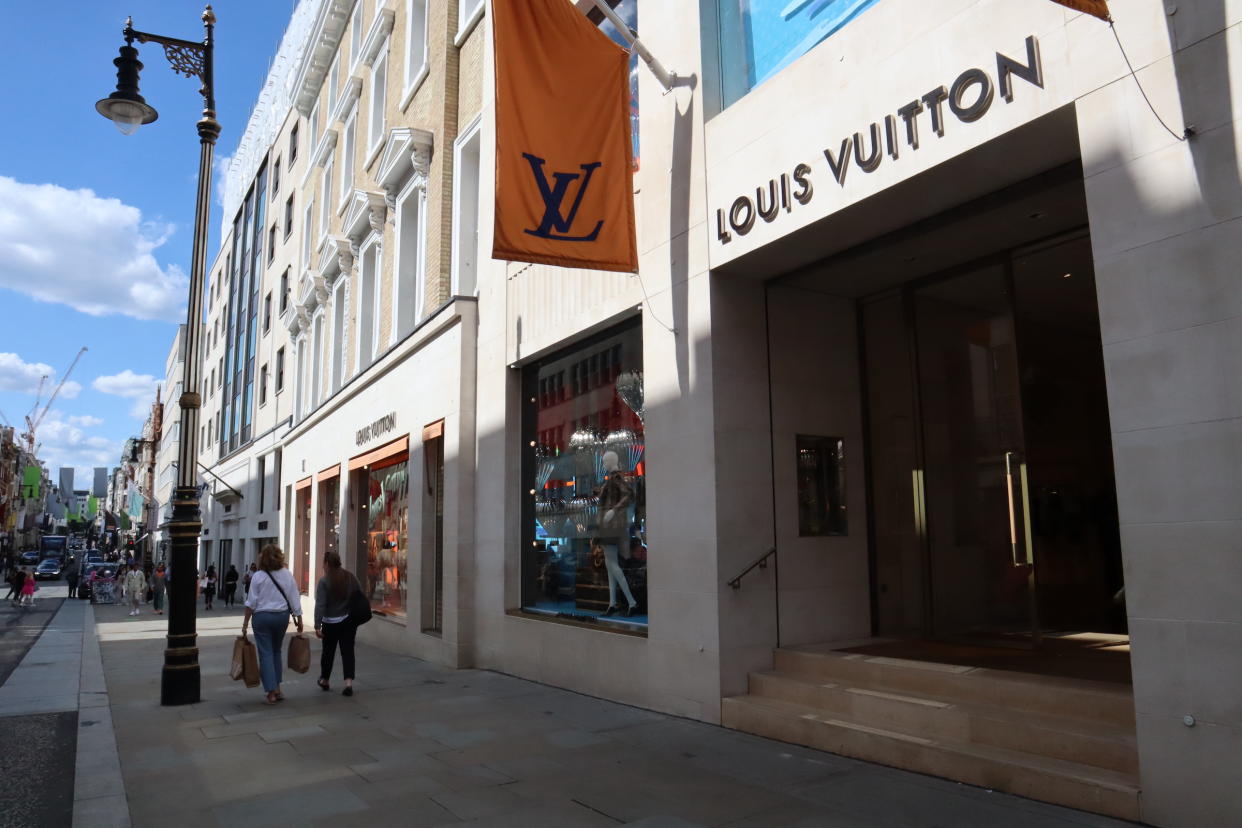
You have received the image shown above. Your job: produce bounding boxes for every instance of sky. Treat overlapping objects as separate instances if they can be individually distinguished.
[0,0,299,488]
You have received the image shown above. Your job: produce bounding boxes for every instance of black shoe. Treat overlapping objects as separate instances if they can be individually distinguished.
[624,605,637,617]
[342,686,353,697]
[602,605,617,617]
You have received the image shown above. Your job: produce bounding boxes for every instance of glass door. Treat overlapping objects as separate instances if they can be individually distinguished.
[913,263,1039,644]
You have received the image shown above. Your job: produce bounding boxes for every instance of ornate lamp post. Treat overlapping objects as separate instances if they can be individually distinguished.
[96,7,219,706]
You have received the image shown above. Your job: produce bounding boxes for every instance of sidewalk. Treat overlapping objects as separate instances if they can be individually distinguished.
[87,601,1137,828]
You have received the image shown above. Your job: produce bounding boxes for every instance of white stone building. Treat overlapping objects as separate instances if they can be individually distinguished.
[168,1,1242,824]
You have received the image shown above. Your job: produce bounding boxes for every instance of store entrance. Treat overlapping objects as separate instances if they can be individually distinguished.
[863,232,1126,647]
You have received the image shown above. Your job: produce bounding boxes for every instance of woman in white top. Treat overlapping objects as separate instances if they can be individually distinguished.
[241,545,304,705]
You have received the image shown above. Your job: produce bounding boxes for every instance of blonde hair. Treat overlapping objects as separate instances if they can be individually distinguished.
[258,544,286,572]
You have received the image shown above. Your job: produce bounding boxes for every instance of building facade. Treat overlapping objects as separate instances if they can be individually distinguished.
[163,1,1242,824]
[153,326,185,560]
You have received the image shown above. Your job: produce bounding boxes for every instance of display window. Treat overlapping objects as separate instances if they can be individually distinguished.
[521,319,647,630]
[294,479,312,594]
[318,469,341,571]
[353,456,409,618]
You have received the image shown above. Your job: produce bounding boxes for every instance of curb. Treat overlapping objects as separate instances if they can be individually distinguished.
[72,602,132,828]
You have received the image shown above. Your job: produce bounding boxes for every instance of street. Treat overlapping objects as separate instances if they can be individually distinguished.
[0,581,74,828]
[0,572,1136,828]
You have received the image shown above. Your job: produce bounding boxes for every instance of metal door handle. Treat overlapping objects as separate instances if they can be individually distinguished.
[1005,451,1019,566]
[1005,450,1036,567]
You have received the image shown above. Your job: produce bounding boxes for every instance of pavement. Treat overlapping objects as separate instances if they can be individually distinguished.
[0,582,1142,827]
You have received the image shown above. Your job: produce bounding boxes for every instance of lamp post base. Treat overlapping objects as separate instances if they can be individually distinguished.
[161,623,200,706]
[160,665,201,706]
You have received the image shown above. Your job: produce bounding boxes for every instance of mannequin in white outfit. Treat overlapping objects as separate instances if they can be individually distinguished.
[597,450,637,617]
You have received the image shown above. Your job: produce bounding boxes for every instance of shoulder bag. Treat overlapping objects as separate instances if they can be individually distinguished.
[347,577,373,627]
[266,570,311,674]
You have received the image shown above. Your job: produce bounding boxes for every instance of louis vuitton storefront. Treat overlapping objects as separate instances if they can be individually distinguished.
[692,0,1242,824]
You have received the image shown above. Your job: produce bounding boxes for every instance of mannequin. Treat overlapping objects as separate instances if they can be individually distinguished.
[596,450,637,617]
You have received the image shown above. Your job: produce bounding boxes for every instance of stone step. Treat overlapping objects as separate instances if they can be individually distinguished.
[749,670,1138,775]
[774,648,1135,728]
[722,694,1141,822]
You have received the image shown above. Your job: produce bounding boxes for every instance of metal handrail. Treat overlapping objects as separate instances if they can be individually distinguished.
[727,547,781,648]
[727,547,777,590]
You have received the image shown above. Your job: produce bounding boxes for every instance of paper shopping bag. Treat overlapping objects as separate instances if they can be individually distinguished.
[287,633,311,674]
[230,636,246,681]
[238,636,261,687]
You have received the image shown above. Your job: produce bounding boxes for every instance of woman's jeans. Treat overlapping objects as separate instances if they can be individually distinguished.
[252,611,290,692]
[320,619,357,681]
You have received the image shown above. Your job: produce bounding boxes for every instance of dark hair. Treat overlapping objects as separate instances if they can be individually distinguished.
[323,551,350,602]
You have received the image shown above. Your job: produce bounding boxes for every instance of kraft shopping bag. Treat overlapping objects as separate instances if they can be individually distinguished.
[234,636,261,688]
[287,633,311,674]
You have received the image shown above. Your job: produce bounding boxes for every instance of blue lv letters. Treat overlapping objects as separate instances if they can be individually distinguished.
[522,153,604,242]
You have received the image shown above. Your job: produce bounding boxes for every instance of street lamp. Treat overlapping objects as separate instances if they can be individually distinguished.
[96,7,218,706]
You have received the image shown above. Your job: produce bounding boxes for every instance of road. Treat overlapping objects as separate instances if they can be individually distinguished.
[0,575,77,828]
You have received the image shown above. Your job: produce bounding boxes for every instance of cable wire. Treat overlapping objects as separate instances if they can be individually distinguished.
[1111,19,1190,143]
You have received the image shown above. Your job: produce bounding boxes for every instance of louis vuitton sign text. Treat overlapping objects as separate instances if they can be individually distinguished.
[716,36,1045,244]
[356,413,397,447]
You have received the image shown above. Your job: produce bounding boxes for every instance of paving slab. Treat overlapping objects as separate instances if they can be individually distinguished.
[91,603,1138,828]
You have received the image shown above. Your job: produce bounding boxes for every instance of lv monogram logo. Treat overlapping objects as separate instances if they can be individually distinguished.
[522,153,603,242]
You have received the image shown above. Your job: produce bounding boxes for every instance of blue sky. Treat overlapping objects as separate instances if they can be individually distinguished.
[0,0,296,486]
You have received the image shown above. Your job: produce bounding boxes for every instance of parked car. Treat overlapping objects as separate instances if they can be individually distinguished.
[84,550,105,565]
[19,550,40,566]
[78,563,118,601]
[35,558,63,580]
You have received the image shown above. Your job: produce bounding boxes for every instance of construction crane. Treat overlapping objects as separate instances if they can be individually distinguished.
[22,346,87,456]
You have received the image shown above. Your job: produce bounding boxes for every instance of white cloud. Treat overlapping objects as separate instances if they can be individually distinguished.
[93,370,160,399]
[68,414,103,427]
[93,370,160,420]
[0,176,188,322]
[33,414,120,477]
[0,352,82,398]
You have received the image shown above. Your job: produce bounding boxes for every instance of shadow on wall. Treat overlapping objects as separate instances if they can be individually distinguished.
[1163,0,1239,212]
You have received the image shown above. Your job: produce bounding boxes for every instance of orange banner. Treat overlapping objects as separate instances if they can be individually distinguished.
[1048,0,1110,21]
[492,0,638,273]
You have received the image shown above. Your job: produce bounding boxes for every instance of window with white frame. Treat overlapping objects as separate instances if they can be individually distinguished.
[350,2,364,67]
[320,156,335,240]
[452,119,481,296]
[404,0,428,95]
[294,338,305,420]
[369,52,388,156]
[327,54,341,114]
[301,201,314,267]
[459,0,484,39]
[309,101,320,149]
[331,279,346,393]
[357,238,380,370]
[394,176,426,338]
[340,112,357,207]
[311,313,324,409]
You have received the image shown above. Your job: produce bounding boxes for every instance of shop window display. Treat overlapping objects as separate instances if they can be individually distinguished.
[356,459,409,617]
[796,434,847,536]
[522,321,647,629]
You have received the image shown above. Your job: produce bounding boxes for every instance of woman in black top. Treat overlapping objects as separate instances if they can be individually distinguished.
[224,564,239,606]
[315,551,362,696]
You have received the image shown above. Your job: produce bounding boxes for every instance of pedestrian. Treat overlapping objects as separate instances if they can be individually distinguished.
[20,570,36,607]
[149,564,166,615]
[224,564,239,606]
[241,544,303,706]
[315,551,362,697]
[123,564,146,616]
[243,562,256,597]
[64,558,80,599]
[6,569,23,605]
[203,565,217,610]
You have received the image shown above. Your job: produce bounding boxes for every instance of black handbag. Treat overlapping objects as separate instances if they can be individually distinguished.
[347,587,373,626]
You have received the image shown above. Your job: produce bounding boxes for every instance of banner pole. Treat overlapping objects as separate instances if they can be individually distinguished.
[584,0,676,91]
